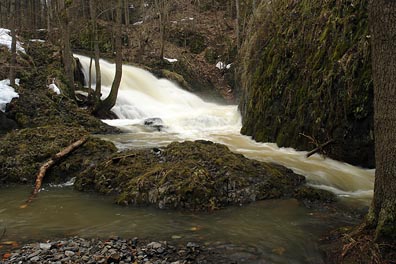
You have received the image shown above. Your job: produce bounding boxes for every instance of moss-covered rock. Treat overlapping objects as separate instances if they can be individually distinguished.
[161,69,192,91]
[6,86,118,134]
[0,126,117,185]
[75,140,332,210]
[238,0,374,167]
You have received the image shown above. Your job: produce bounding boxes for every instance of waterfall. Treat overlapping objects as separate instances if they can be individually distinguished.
[75,54,241,137]
[75,54,374,204]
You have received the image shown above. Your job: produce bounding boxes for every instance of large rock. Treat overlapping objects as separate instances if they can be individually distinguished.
[237,0,374,168]
[6,87,118,134]
[0,110,17,134]
[75,140,333,210]
[0,126,117,185]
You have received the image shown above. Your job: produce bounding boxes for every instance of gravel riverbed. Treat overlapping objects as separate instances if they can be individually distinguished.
[1,236,235,264]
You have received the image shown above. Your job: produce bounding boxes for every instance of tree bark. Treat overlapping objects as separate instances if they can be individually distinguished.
[9,0,16,87]
[23,137,88,205]
[235,0,240,49]
[59,0,74,95]
[89,0,102,105]
[367,0,396,241]
[94,0,123,114]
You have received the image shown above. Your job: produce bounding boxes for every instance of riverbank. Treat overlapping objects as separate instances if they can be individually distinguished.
[1,236,234,264]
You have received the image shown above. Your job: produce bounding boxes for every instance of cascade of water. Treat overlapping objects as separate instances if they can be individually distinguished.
[75,54,374,204]
[75,54,241,136]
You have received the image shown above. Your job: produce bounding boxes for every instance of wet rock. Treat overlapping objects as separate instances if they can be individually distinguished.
[75,140,325,210]
[2,236,236,264]
[147,242,162,249]
[0,126,117,185]
[39,243,52,250]
[0,110,17,134]
[144,118,164,131]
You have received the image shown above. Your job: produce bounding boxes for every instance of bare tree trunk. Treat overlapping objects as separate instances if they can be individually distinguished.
[235,0,240,49]
[94,0,123,115]
[367,0,396,241]
[89,0,101,105]
[124,0,129,26]
[159,12,165,59]
[9,0,16,87]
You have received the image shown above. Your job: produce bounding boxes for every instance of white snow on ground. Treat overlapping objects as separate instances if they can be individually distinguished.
[164,57,178,63]
[30,39,46,43]
[48,78,61,95]
[133,21,143,26]
[0,79,19,112]
[0,28,25,53]
[216,61,226,70]
[48,83,61,94]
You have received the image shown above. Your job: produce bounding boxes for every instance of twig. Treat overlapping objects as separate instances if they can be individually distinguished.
[306,139,335,158]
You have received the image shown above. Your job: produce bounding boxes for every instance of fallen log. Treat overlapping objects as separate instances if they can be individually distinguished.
[21,136,88,207]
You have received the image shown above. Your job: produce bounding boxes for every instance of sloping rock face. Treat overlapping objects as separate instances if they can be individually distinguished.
[0,126,116,185]
[75,140,333,210]
[238,0,374,168]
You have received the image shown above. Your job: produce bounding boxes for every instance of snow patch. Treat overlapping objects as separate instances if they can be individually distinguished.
[216,61,226,70]
[133,21,143,26]
[164,57,178,63]
[0,79,19,112]
[48,78,61,95]
[30,39,46,43]
[0,28,25,53]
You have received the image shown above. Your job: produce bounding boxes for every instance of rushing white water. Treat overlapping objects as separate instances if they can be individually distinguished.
[75,54,374,204]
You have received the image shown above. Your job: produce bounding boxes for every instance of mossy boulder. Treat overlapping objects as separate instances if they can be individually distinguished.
[75,140,333,210]
[6,86,118,134]
[238,0,374,167]
[161,69,192,91]
[0,126,117,185]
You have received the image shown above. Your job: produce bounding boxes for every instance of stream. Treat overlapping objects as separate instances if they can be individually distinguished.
[0,55,374,263]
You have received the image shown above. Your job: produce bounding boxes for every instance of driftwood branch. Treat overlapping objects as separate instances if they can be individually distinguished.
[299,133,334,158]
[306,139,334,158]
[22,137,88,207]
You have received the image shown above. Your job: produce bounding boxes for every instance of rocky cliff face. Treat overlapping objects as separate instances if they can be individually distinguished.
[238,0,374,168]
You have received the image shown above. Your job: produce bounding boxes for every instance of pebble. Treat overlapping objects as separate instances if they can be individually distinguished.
[39,243,52,250]
[1,236,233,264]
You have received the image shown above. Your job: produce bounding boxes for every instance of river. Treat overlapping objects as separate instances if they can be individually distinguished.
[0,55,374,263]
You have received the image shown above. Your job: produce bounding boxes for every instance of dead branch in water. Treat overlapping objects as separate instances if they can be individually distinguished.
[21,137,88,207]
[299,133,334,158]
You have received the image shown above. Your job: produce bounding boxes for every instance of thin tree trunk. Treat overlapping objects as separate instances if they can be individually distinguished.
[124,0,129,26]
[9,0,16,87]
[367,0,396,241]
[235,0,240,49]
[90,0,101,105]
[95,0,123,114]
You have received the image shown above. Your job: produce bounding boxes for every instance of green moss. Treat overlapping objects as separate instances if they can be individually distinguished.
[238,0,374,168]
[0,126,116,185]
[75,140,318,211]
